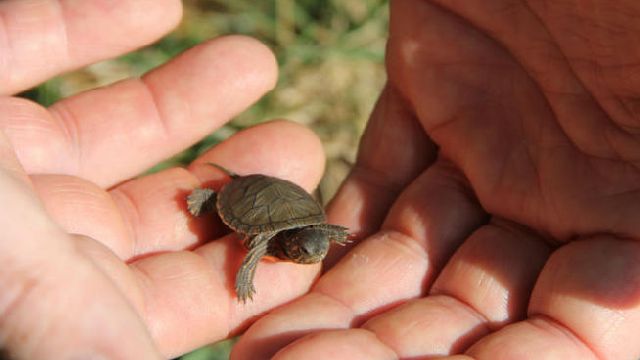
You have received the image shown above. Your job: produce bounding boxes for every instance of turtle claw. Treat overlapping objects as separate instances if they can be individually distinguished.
[334,232,352,246]
[318,224,350,246]
[236,283,255,304]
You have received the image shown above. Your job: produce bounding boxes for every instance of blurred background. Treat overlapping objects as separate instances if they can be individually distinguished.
[22,0,389,358]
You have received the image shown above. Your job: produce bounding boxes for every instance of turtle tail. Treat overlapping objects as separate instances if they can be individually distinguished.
[206,163,239,178]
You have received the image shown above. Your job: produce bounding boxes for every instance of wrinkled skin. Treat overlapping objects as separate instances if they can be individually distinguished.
[232,1,640,359]
[2,1,640,359]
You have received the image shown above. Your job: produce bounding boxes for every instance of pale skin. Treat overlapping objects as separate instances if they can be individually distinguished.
[0,0,327,358]
[1,1,640,360]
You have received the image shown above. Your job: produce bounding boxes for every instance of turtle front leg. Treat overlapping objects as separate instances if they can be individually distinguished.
[235,231,277,303]
[314,224,350,245]
[186,188,217,216]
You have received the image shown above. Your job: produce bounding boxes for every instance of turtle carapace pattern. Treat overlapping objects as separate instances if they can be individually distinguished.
[186,164,349,302]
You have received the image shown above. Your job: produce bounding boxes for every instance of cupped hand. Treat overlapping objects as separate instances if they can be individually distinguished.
[0,1,328,359]
[233,1,640,359]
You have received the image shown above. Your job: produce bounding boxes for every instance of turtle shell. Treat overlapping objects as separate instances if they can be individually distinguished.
[216,174,326,235]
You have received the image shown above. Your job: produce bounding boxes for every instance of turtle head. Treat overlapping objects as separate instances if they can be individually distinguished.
[277,227,331,264]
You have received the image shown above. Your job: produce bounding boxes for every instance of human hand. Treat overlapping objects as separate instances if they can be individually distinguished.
[0,1,328,358]
[233,1,640,359]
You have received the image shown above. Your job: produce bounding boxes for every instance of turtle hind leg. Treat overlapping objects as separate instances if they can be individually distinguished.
[235,231,276,303]
[186,188,217,216]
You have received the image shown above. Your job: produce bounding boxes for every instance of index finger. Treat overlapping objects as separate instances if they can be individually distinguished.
[0,35,278,187]
[0,0,182,94]
[323,83,435,266]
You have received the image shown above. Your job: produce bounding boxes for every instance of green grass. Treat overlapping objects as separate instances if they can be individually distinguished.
[180,338,237,360]
[22,1,388,358]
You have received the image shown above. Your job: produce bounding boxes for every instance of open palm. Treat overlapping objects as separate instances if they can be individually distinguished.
[0,1,329,359]
[234,1,640,359]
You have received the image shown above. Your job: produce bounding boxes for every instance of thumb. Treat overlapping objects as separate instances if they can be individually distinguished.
[0,132,160,359]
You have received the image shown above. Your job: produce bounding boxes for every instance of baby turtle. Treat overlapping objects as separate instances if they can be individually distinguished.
[186,164,349,302]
